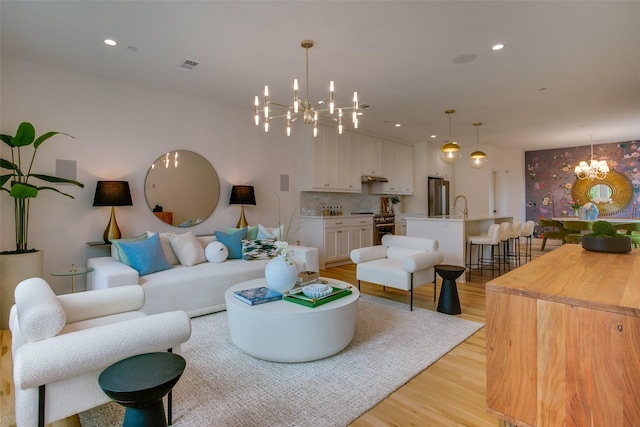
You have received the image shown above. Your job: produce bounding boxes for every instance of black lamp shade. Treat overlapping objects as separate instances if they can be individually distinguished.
[229,185,256,206]
[93,181,133,207]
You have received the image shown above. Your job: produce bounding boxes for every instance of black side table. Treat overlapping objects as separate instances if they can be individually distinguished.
[99,352,186,427]
[434,264,465,315]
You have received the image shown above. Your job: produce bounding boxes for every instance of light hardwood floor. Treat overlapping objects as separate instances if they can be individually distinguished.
[0,241,556,427]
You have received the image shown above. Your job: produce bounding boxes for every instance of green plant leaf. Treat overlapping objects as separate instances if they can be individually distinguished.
[0,134,14,147]
[34,131,74,149]
[29,173,84,187]
[9,182,38,198]
[1,174,14,187]
[12,122,35,147]
[34,185,77,198]
[1,158,21,173]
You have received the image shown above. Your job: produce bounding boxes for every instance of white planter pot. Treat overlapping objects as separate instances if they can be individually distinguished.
[0,250,44,329]
[265,255,299,293]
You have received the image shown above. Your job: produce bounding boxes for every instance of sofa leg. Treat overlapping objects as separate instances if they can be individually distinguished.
[38,384,45,427]
[357,280,361,290]
[410,273,414,311]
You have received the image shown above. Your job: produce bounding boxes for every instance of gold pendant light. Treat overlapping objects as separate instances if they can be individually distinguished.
[469,122,487,169]
[439,109,461,164]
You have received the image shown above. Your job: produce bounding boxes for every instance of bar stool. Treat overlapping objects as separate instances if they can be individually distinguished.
[507,222,522,268]
[520,220,535,263]
[499,222,512,273]
[466,223,501,281]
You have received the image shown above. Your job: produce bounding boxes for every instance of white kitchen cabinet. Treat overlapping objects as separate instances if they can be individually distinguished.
[361,135,383,176]
[298,216,374,269]
[372,140,414,195]
[298,126,362,193]
[426,142,454,178]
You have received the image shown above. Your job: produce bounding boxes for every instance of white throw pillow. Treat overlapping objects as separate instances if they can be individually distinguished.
[257,224,285,240]
[147,230,179,265]
[205,241,229,263]
[169,231,206,266]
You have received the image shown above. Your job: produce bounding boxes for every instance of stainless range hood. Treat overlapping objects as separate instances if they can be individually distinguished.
[361,175,389,183]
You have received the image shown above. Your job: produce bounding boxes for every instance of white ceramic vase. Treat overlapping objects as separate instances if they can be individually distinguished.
[265,255,299,293]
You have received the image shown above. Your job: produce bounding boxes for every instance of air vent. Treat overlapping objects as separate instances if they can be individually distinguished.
[176,60,199,72]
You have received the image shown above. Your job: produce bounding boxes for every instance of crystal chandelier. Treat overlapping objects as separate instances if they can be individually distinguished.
[254,40,360,137]
[439,109,461,164]
[469,122,487,169]
[574,134,609,180]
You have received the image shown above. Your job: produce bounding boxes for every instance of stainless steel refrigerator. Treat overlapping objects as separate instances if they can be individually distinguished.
[428,177,450,216]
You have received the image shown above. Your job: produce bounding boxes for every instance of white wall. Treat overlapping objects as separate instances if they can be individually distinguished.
[1,57,302,293]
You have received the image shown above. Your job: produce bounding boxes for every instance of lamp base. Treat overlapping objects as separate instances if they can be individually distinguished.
[236,205,248,228]
[103,206,122,242]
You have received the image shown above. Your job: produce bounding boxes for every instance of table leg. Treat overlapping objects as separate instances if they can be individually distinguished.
[437,278,462,315]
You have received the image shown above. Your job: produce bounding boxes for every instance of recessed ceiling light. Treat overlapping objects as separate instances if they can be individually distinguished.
[431,135,437,139]
[104,39,117,46]
[395,123,401,127]
[492,44,505,51]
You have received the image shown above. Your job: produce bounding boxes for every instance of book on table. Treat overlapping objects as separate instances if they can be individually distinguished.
[233,286,283,306]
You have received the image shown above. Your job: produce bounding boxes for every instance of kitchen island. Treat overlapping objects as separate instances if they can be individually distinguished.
[485,244,640,426]
[406,215,513,282]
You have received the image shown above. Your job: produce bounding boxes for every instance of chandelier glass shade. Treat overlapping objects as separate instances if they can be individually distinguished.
[254,40,360,137]
[469,122,487,169]
[574,135,609,180]
[439,109,461,164]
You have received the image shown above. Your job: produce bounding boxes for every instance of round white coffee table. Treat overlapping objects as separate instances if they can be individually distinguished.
[225,278,359,362]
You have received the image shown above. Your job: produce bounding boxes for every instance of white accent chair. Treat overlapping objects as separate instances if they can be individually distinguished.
[9,278,192,427]
[349,234,444,310]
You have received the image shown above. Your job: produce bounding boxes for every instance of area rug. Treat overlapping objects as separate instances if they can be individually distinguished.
[80,295,483,427]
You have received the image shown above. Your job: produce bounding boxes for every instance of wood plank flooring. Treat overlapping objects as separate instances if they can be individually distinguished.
[0,241,557,427]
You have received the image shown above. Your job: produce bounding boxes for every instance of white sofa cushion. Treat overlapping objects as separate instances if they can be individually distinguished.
[205,241,229,263]
[170,231,206,266]
[14,278,66,342]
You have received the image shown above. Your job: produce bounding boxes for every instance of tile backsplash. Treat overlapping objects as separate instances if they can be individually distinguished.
[300,191,400,216]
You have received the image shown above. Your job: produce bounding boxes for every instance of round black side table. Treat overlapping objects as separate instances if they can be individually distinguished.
[434,264,465,315]
[99,352,186,427]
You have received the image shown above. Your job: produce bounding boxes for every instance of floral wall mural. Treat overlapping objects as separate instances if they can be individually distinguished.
[525,140,640,236]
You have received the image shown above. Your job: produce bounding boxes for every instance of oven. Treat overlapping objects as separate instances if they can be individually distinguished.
[374,214,395,245]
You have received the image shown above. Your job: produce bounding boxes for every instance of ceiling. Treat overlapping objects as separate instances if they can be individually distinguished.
[2,1,639,151]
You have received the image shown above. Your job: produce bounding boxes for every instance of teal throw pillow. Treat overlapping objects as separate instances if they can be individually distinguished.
[110,233,149,266]
[226,225,258,240]
[118,233,172,276]
[214,228,247,259]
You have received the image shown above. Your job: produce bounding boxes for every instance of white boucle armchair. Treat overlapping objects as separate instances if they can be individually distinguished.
[9,278,192,427]
[350,234,444,310]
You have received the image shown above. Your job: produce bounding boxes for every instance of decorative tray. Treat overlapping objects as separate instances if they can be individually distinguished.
[283,281,353,308]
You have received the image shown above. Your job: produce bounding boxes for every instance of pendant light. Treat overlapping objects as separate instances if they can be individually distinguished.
[574,134,609,180]
[439,109,461,164]
[469,122,488,169]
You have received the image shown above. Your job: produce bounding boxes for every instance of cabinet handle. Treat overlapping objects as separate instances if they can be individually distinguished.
[324,183,330,187]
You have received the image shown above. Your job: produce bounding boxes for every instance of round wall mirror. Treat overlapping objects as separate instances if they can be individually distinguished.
[572,170,633,216]
[144,150,220,227]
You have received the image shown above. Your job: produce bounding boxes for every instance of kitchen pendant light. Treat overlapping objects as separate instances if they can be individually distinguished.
[469,122,488,169]
[439,109,461,164]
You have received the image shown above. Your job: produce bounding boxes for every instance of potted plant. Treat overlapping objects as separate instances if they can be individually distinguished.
[1,122,84,328]
[581,220,632,253]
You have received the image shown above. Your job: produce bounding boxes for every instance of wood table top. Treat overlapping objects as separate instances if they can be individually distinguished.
[487,244,640,317]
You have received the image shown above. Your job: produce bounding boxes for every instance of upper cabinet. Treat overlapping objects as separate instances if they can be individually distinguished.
[426,142,454,178]
[371,140,415,195]
[361,135,383,176]
[298,126,413,195]
[298,125,362,193]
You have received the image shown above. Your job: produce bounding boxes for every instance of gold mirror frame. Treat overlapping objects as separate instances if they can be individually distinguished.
[572,170,633,216]
[144,150,220,227]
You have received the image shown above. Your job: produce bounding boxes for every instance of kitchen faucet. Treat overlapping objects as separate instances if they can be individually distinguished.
[454,195,468,219]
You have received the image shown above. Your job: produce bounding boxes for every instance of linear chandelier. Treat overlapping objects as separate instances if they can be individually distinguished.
[254,40,360,137]
[574,134,609,180]
[439,109,462,164]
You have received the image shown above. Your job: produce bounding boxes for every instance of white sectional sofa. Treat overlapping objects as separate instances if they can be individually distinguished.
[88,232,319,317]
